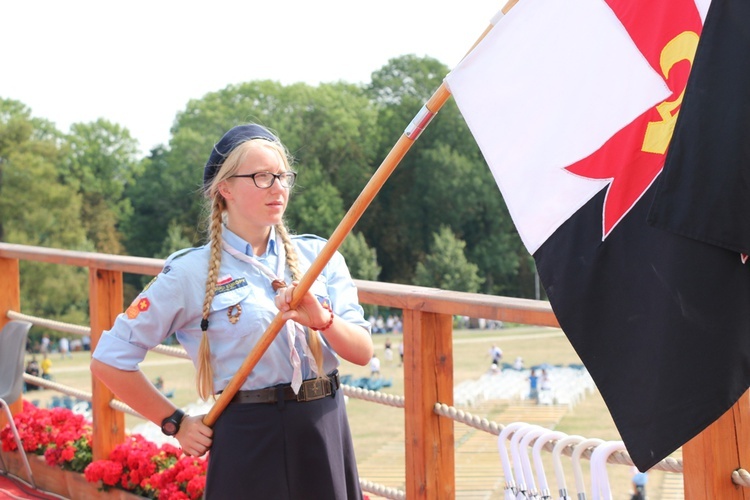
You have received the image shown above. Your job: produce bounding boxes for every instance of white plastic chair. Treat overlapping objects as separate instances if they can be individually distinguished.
[0,320,35,487]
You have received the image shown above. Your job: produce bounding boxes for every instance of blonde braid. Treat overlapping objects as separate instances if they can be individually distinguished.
[276,223,325,378]
[196,195,225,400]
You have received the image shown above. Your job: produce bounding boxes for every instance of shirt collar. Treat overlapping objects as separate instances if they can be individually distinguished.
[222,225,278,257]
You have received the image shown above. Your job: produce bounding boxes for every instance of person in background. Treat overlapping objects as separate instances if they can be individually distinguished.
[59,337,71,359]
[91,124,373,499]
[528,368,539,403]
[40,353,52,380]
[40,334,50,354]
[370,353,381,377]
[488,344,503,367]
[631,467,648,499]
[384,338,393,363]
[24,356,41,391]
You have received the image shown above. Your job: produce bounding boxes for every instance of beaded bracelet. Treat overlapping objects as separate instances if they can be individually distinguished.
[312,302,334,331]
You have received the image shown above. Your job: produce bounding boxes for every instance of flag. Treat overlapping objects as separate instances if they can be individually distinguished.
[648,0,750,255]
[447,0,750,471]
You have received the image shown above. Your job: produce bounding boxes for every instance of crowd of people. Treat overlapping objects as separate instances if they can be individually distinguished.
[28,333,91,356]
[368,314,403,334]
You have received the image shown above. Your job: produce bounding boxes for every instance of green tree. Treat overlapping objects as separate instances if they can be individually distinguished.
[64,119,141,254]
[339,231,381,281]
[120,145,201,259]
[414,226,484,293]
[286,159,345,237]
[0,99,90,343]
[159,220,194,259]
[0,99,84,247]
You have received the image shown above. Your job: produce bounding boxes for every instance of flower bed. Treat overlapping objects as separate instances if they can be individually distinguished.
[1,401,206,499]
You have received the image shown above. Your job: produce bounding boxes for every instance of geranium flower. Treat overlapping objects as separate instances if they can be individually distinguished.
[1,403,207,499]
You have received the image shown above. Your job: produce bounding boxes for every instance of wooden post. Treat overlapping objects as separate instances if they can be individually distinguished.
[0,257,22,425]
[89,268,125,461]
[683,389,750,499]
[403,310,455,499]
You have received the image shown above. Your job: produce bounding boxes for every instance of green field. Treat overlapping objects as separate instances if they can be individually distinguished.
[23,326,676,499]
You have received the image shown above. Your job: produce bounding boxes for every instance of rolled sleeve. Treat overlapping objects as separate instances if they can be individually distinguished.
[91,252,201,370]
[92,332,149,371]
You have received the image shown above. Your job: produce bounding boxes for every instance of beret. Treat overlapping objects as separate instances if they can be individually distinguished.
[203,124,277,189]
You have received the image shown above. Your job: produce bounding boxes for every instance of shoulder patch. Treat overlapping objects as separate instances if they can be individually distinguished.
[126,297,151,320]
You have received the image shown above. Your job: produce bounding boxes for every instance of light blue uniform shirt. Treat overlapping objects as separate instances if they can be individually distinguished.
[93,226,371,393]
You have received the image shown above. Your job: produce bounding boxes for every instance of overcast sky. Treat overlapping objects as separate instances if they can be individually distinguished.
[1,1,502,156]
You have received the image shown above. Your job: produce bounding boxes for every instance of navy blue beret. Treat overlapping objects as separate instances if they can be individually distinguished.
[203,124,278,189]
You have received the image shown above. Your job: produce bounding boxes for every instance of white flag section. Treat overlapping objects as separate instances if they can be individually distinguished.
[445,0,670,254]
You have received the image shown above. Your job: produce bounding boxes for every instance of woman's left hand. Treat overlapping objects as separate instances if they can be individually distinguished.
[274,281,331,330]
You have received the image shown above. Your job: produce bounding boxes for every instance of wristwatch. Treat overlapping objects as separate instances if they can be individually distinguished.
[161,409,185,436]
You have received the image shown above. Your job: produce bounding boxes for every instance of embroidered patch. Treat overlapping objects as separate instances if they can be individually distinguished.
[162,265,172,275]
[316,295,332,310]
[217,274,233,285]
[215,277,248,295]
[126,297,151,319]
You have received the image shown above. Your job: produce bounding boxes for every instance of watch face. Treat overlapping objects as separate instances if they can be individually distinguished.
[163,422,178,435]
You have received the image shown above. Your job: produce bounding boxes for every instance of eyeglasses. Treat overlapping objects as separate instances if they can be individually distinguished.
[230,171,297,189]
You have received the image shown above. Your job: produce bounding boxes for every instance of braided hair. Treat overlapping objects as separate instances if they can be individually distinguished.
[196,137,324,399]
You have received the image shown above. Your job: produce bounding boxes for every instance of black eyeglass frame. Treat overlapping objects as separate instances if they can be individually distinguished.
[230,171,297,189]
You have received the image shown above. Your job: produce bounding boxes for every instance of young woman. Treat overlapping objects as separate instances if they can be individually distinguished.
[91,124,373,498]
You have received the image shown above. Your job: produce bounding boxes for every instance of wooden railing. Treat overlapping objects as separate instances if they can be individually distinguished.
[1,242,747,499]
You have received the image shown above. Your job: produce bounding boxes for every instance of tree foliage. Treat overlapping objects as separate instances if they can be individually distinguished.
[414,226,484,293]
[339,232,381,281]
[64,119,141,254]
[0,99,89,336]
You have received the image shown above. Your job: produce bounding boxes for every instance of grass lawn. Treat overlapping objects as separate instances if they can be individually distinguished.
[22,325,675,499]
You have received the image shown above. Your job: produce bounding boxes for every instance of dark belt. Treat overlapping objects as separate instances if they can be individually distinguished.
[230,372,340,404]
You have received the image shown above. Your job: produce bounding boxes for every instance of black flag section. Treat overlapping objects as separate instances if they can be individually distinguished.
[536,181,750,470]
[649,0,750,254]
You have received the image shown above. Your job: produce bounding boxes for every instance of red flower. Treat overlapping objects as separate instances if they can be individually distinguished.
[1,402,207,499]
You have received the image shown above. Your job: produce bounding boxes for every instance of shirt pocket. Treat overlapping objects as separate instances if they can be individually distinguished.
[208,282,263,339]
[211,283,252,312]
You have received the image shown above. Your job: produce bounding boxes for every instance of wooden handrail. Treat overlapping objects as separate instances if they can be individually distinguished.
[0,242,558,324]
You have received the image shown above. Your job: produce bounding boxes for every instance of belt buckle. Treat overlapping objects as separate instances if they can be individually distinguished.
[297,379,328,402]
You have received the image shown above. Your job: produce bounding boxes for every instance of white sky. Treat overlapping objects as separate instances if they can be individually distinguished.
[1,1,502,157]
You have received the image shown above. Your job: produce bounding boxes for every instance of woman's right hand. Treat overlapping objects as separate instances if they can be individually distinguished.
[176,414,213,457]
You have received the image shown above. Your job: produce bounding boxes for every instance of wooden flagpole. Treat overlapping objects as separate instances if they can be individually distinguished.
[202,0,519,427]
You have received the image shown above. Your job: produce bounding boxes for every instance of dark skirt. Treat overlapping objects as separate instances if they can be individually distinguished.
[204,387,362,499]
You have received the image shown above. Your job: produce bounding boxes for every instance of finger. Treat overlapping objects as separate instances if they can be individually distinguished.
[282,285,293,303]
